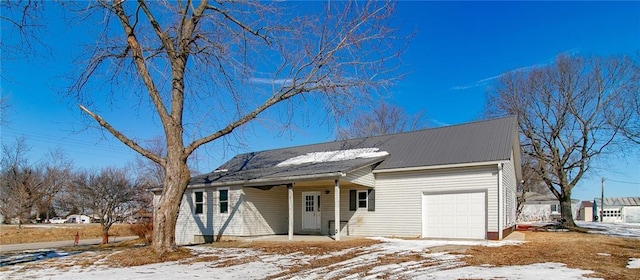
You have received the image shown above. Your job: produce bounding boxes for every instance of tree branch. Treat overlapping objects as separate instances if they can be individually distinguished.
[78,104,164,166]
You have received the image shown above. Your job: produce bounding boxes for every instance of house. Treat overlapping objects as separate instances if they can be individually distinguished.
[154,116,522,245]
[518,192,561,222]
[594,197,640,223]
[518,191,581,223]
[65,214,91,224]
[577,201,593,222]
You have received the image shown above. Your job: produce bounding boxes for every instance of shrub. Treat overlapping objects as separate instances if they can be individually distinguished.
[130,220,153,244]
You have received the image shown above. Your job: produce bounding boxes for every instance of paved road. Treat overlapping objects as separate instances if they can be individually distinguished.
[0,236,139,253]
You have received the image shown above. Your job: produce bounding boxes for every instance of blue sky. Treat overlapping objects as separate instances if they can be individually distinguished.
[1,1,639,201]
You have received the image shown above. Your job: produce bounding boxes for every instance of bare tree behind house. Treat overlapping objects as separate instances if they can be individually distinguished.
[486,54,640,228]
[72,167,139,244]
[338,102,424,139]
[25,0,408,253]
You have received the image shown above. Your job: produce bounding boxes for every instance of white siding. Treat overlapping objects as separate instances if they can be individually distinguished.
[349,165,498,237]
[345,167,375,187]
[623,206,640,223]
[502,154,517,228]
[175,189,214,245]
[211,186,244,237]
[242,186,289,235]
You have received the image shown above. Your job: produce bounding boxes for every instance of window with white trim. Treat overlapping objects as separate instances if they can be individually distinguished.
[194,191,204,214]
[219,188,229,214]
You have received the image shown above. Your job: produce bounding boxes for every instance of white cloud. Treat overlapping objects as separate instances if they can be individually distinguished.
[449,50,581,91]
[249,77,293,86]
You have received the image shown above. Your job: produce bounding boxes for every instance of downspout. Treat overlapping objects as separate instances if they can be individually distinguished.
[497,163,504,240]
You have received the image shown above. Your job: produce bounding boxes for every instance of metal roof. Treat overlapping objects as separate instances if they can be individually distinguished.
[190,116,519,186]
[594,197,640,206]
[190,156,386,187]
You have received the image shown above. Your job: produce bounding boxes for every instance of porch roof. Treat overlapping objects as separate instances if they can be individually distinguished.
[189,155,386,187]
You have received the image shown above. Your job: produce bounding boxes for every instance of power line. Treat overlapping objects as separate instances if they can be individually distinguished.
[2,127,135,155]
[606,179,640,185]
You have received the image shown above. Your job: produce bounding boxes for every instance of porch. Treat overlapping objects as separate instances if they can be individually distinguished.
[241,179,373,241]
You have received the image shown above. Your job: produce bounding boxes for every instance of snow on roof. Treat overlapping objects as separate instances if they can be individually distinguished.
[275,148,388,167]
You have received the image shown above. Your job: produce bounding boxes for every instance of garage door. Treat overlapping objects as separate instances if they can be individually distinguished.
[422,192,486,239]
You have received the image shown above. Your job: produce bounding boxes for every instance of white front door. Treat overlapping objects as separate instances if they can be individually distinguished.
[302,191,321,231]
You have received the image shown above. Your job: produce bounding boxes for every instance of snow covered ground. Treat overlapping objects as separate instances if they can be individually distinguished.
[1,222,638,279]
[576,221,640,239]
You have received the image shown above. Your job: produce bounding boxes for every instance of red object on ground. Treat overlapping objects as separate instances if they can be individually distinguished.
[516,224,532,231]
[74,232,79,246]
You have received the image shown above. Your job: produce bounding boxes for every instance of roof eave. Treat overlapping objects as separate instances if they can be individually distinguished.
[373,160,510,174]
[188,171,346,188]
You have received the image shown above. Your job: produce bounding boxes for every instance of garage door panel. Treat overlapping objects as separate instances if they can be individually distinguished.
[423,191,486,239]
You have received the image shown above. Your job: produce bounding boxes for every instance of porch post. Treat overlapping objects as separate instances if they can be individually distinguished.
[288,183,294,241]
[334,179,341,241]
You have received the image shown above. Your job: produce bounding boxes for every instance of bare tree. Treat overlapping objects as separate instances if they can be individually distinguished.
[487,54,640,228]
[133,136,166,189]
[0,138,44,227]
[37,148,73,222]
[337,102,424,139]
[39,0,408,253]
[0,0,46,65]
[72,167,139,244]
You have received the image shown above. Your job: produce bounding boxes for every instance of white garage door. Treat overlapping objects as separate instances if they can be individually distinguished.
[422,192,486,239]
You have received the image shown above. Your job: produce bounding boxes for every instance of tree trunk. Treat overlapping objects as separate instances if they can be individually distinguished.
[559,194,577,228]
[151,154,190,254]
[102,228,109,244]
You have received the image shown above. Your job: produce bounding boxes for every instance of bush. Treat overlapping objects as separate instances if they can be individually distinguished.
[130,220,153,244]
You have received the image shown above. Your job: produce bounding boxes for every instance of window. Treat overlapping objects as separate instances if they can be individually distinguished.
[550,204,559,213]
[358,191,368,208]
[350,189,375,211]
[305,195,314,211]
[194,191,204,214]
[219,189,229,214]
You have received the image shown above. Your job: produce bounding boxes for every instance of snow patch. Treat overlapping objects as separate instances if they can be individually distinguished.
[368,236,524,251]
[576,222,640,239]
[596,253,611,257]
[422,262,600,280]
[275,148,388,167]
[628,258,640,269]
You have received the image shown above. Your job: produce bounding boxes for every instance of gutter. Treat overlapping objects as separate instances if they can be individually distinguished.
[372,160,510,174]
[188,171,347,188]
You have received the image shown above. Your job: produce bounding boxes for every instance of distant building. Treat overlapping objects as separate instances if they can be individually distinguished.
[65,214,91,224]
[518,191,580,222]
[576,201,593,222]
[593,197,640,223]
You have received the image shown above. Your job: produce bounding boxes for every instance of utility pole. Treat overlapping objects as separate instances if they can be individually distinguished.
[600,177,605,222]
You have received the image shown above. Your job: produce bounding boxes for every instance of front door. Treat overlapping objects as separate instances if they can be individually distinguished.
[302,191,321,231]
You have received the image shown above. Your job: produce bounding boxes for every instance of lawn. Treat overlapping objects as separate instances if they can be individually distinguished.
[0,224,136,244]
[1,223,639,279]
